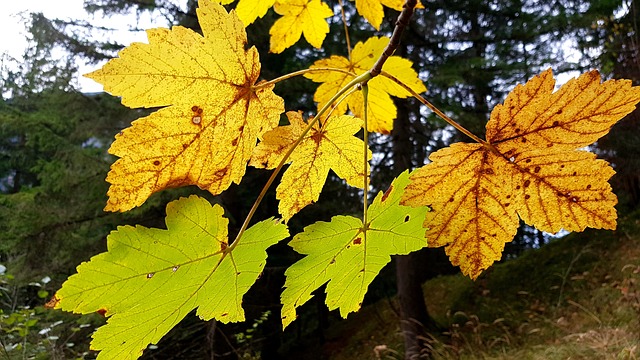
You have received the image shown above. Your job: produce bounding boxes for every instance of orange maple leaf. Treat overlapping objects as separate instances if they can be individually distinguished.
[250,111,371,221]
[85,2,284,212]
[401,69,640,279]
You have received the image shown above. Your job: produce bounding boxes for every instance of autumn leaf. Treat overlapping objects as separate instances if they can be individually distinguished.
[280,171,428,327]
[250,111,371,221]
[51,196,289,360]
[86,1,284,212]
[221,0,277,26]
[269,0,333,54]
[355,0,424,30]
[305,36,426,133]
[401,69,640,279]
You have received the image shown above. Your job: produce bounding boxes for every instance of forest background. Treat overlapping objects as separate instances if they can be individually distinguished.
[1,0,639,358]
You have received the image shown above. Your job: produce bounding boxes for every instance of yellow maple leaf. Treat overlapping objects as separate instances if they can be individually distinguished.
[85,1,284,212]
[305,36,426,133]
[250,111,372,221]
[401,69,640,279]
[356,0,424,30]
[214,0,276,26]
[269,0,333,54]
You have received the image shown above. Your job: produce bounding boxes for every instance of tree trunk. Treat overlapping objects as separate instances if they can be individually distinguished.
[393,96,438,359]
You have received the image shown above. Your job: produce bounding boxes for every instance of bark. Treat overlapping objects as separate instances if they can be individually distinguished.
[393,96,438,359]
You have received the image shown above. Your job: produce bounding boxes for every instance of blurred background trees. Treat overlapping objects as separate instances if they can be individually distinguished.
[1,0,638,358]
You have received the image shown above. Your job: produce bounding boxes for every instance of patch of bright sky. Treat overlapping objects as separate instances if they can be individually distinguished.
[0,0,180,93]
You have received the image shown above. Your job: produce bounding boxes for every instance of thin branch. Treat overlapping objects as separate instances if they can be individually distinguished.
[369,0,418,77]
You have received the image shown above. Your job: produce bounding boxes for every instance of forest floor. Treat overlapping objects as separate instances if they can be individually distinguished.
[322,210,640,359]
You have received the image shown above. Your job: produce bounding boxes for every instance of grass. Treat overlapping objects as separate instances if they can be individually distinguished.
[324,211,640,359]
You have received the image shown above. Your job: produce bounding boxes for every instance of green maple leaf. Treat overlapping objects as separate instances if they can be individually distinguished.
[280,171,429,327]
[51,195,288,359]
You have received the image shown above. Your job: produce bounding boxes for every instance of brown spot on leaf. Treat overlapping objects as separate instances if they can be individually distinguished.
[586,184,592,189]
[231,138,238,146]
[311,131,323,144]
[534,166,541,173]
[525,194,531,200]
[553,120,560,125]
[404,215,410,222]
[381,185,393,202]
[215,168,228,178]
[353,237,362,245]
[44,295,60,309]
[524,180,531,187]
[153,160,160,166]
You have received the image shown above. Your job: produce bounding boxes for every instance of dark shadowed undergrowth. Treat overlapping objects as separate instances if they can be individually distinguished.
[325,210,640,359]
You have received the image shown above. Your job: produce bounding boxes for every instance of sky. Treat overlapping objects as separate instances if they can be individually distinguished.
[0,0,172,92]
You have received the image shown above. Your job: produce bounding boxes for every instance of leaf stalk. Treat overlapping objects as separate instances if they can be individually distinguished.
[379,71,489,146]
[255,67,356,89]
